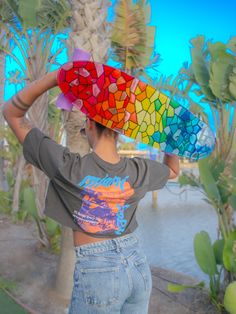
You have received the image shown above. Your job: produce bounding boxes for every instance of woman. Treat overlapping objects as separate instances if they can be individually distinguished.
[3,70,179,314]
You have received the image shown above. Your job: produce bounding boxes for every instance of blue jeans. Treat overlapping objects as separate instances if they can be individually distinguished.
[69,232,152,314]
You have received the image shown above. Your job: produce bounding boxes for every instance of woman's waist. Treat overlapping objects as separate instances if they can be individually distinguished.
[73,230,114,247]
[73,230,138,251]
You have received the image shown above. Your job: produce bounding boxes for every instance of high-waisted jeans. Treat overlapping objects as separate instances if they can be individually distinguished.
[68,232,152,314]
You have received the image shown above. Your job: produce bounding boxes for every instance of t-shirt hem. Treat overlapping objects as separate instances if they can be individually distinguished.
[45,207,136,238]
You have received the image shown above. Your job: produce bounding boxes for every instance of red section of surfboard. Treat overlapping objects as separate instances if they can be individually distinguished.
[57,61,137,131]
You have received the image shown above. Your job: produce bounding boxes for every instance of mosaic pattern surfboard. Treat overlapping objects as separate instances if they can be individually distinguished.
[57,61,215,160]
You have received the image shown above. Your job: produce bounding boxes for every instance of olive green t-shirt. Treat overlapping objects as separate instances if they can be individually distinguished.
[23,128,169,238]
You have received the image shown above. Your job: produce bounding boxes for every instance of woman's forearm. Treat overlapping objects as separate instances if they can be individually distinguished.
[163,154,180,179]
[18,71,57,109]
[3,70,58,119]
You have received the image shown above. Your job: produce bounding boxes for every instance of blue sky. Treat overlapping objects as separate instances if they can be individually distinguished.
[148,0,236,76]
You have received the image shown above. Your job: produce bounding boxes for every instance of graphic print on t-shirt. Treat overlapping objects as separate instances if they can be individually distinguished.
[73,174,134,235]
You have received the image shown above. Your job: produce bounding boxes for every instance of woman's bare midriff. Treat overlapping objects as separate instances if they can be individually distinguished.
[73,230,113,247]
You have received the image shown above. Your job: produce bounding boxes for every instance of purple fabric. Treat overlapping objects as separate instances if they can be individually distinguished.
[56,48,91,111]
[56,94,74,112]
[72,49,91,62]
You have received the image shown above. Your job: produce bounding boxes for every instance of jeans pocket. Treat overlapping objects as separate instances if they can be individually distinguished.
[80,266,120,306]
[134,255,152,293]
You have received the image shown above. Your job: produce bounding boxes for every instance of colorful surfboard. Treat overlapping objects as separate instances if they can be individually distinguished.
[57,60,215,160]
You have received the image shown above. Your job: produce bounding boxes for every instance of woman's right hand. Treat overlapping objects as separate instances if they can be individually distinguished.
[43,70,59,89]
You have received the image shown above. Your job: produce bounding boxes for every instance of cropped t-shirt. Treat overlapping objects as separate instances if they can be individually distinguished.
[23,128,170,238]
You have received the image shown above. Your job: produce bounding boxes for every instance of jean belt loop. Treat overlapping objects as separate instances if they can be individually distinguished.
[112,239,121,253]
[75,247,80,257]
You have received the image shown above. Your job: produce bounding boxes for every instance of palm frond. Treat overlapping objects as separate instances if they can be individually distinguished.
[0,0,21,28]
[111,0,156,74]
[190,36,216,102]
[37,0,72,33]
[18,0,42,28]
[227,36,236,55]
[208,42,236,102]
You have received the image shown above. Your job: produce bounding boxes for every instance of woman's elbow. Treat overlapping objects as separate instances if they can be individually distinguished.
[168,168,180,179]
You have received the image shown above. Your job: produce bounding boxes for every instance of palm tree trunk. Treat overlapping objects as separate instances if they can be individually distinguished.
[28,92,50,247]
[28,92,49,216]
[55,0,111,301]
[12,154,25,214]
[0,49,6,191]
[24,32,51,244]
[54,227,75,297]
[68,0,111,62]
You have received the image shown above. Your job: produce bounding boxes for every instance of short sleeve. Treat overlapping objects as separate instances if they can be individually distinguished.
[23,128,71,179]
[146,159,170,191]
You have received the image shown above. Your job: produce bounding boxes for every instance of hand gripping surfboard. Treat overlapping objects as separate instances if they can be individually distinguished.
[57,60,215,160]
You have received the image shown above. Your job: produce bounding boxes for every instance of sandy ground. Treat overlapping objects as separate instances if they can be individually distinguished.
[0,214,66,314]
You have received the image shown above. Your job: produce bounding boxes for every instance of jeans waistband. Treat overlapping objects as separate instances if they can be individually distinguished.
[74,232,139,256]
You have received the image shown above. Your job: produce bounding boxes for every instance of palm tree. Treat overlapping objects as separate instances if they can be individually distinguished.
[111,0,160,210]
[64,0,111,155]
[55,0,112,301]
[0,0,71,245]
[178,36,236,239]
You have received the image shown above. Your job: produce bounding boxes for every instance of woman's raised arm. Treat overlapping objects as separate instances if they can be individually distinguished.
[2,70,58,144]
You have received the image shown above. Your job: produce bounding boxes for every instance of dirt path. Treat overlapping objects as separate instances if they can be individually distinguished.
[0,214,67,314]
